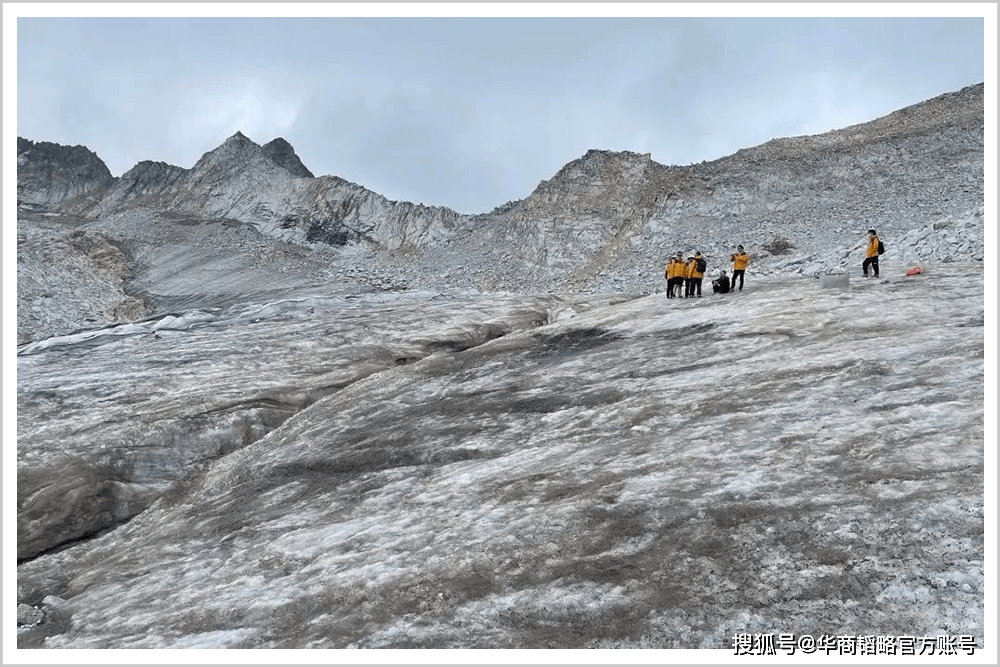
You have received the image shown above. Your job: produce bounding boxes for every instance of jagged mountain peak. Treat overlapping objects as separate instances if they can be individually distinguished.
[16,136,110,166]
[263,136,293,150]
[566,148,655,170]
[262,137,314,178]
[527,148,659,201]
[194,131,264,163]
[117,159,187,187]
[551,148,656,180]
[581,147,654,162]
[189,131,273,174]
[225,130,255,145]
[16,136,114,213]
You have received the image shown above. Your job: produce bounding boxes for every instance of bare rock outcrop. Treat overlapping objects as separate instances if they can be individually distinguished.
[17,138,114,214]
[97,160,188,213]
[16,222,149,345]
[79,131,464,251]
[262,137,314,178]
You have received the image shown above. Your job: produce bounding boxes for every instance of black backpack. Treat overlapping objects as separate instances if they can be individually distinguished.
[878,240,885,255]
[696,257,707,273]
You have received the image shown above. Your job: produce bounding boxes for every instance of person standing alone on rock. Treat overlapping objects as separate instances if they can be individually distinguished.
[729,245,749,291]
[863,229,881,278]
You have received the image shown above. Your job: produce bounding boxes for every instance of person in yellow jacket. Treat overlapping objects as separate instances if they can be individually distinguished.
[729,245,749,291]
[863,229,881,278]
[663,252,680,299]
[665,252,686,298]
[683,256,696,297]
[689,251,706,297]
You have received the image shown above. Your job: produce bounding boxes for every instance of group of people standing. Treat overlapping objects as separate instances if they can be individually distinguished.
[661,231,884,298]
[663,245,749,298]
[664,251,707,298]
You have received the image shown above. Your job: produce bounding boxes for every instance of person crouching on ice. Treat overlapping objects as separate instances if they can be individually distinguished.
[712,270,731,294]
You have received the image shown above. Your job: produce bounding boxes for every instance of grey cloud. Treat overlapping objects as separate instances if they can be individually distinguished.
[16,15,986,213]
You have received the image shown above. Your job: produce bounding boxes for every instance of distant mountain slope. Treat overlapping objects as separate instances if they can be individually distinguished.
[15,82,984,340]
[485,83,984,289]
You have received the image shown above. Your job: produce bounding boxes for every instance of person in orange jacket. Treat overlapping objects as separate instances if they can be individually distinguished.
[863,229,881,278]
[664,252,684,298]
[672,252,688,298]
[684,256,697,297]
[729,245,749,291]
[689,251,706,297]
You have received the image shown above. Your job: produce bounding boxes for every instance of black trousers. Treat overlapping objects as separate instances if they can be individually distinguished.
[690,278,702,296]
[731,270,745,290]
[863,256,880,277]
[666,277,682,297]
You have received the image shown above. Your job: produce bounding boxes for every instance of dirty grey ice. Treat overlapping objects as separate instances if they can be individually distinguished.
[15,84,985,650]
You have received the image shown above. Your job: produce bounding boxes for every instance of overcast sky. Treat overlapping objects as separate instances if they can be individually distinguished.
[13,7,989,214]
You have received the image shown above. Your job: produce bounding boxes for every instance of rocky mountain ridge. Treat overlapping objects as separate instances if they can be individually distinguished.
[16,83,985,345]
[16,138,115,213]
[19,84,984,265]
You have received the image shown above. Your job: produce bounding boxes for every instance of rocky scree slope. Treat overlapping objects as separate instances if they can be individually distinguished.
[504,82,984,292]
[16,220,146,345]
